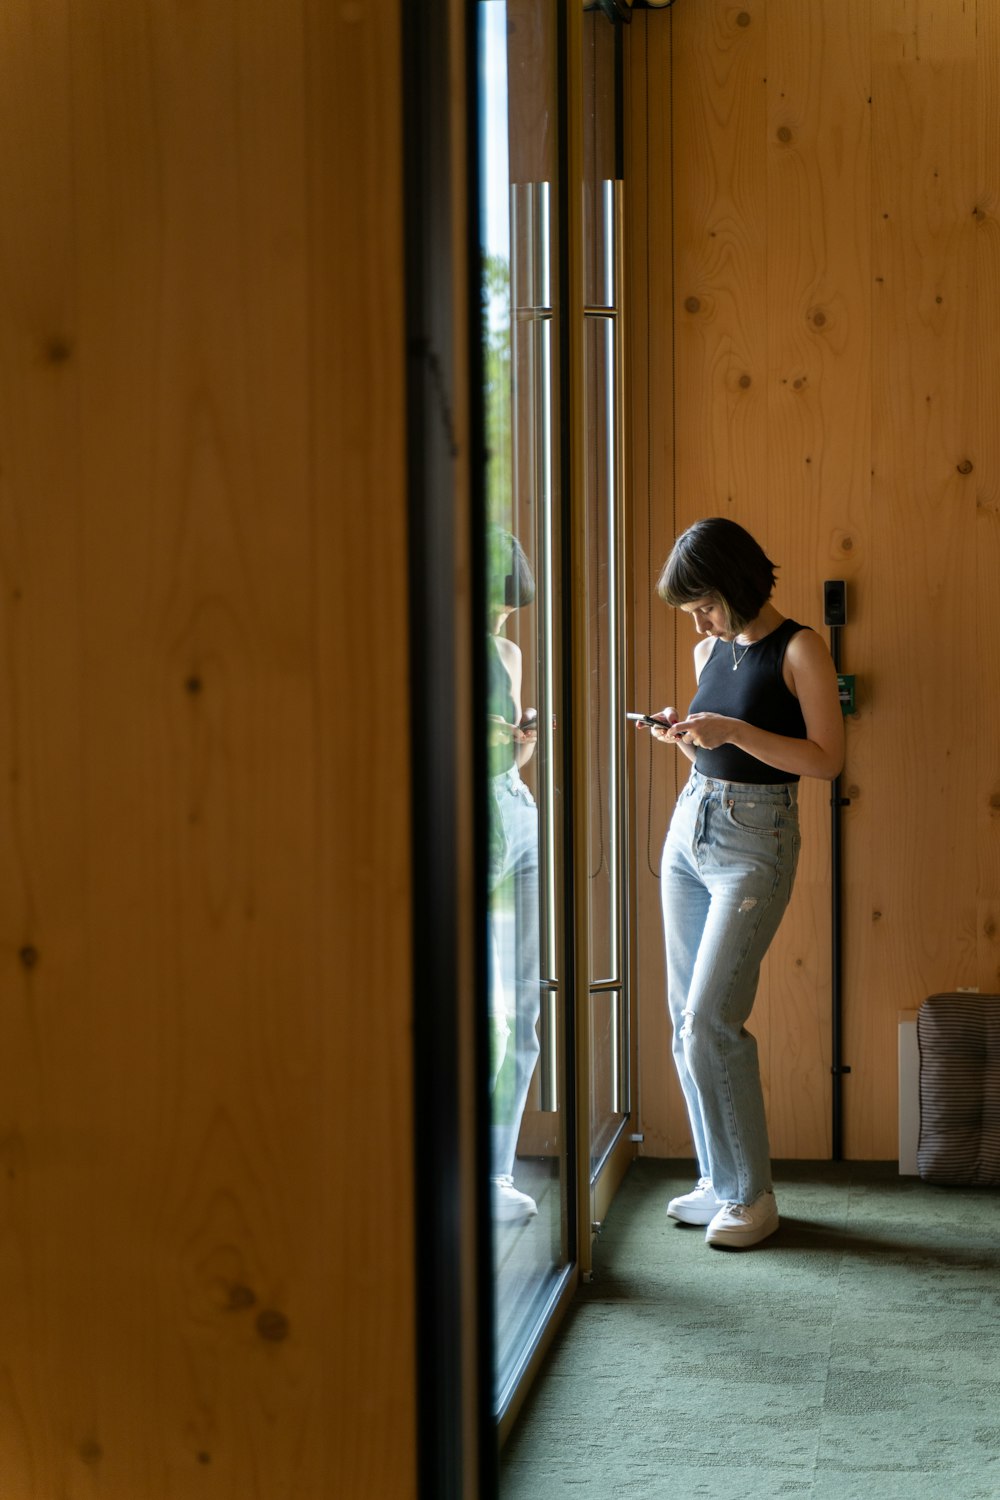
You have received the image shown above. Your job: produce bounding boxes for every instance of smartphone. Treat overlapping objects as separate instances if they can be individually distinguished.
[626,712,677,730]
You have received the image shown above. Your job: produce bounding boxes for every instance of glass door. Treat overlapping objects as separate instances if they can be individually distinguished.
[582,4,632,1205]
[479,0,574,1424]
[478,0,634,1435]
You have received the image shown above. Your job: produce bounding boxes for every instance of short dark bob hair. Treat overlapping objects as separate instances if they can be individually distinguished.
[657,517,777,633]
[487,525,536,614]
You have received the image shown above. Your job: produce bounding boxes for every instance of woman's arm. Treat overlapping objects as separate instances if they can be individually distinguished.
[493,634,537,769]
[670,629,845,781]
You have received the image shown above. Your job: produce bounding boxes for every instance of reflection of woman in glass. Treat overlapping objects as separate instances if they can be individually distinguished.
[650,518,844,1249]
[487,528,541,1224]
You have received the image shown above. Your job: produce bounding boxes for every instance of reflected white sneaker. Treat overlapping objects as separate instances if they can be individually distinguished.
[492,1175,538,1224]
[705,1190,779,1249]
[667,1176,721,1226]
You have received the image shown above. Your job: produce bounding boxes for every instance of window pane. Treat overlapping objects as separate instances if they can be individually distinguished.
[480,0,571,1419]
[583,5,629,1180]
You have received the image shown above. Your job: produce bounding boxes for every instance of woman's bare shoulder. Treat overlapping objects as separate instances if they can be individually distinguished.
[783,624,838,695]
[493,634,522,669]
[693,636,715,680]
[785,626,833,669]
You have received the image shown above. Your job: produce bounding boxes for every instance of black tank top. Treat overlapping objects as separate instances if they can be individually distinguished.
[687,618,810,784]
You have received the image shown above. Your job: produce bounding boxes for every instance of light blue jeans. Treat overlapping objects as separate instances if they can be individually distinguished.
[488,765,541,1180]
[661,768,800,1204]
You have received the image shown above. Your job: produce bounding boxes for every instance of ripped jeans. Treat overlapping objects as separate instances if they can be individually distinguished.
[661,768,800,1205]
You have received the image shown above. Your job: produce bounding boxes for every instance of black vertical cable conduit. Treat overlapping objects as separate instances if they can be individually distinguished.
[828,620,850,1162]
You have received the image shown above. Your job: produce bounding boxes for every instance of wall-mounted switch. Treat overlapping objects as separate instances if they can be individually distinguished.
[824,579,847,627]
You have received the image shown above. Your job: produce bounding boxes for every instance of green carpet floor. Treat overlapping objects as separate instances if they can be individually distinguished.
[500,1159,1000,1499]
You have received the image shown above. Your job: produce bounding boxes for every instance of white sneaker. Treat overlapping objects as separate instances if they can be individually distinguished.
[705,1190,779,1249]
[667,1176,721,1226]
[492,1175,538,1224]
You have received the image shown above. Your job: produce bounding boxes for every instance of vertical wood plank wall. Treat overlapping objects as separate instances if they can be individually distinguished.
[629,0,1000,1161]
[0,4,416,1497]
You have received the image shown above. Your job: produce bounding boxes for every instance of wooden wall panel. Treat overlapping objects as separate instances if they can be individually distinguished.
[761,2,871,1154]
[978,0,1000,991]
[0,3,415,1496]
[672,3,769,531]
[631,0,1000,1162]
[311,5,415,1491]
[861,0,979,1155]
[627,12,689,1156]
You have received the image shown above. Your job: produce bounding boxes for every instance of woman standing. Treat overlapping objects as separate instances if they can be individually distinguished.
[487,528,541,1224]
[649,518,844,1248]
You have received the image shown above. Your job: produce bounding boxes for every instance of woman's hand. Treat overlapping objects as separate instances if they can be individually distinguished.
[667,711,736,751]
[646,707,738,754]
[647,708,679,742]
[487,713,515,737]
[646,707,701,764]
[514,707,538,744]
[513,705,538,768]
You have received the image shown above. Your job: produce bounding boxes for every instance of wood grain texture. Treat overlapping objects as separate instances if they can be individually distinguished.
[627,12,691,1156]
[0,2,415,1495]
[760,0,872,1156]
[864,0,980,1155]
[976,0,1000,994]
[630,0,1000,1161]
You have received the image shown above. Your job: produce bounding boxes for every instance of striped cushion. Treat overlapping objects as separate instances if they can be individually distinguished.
[917,993,1000,1186]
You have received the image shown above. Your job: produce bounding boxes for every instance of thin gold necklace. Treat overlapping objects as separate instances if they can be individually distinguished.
[731,637,752,671]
